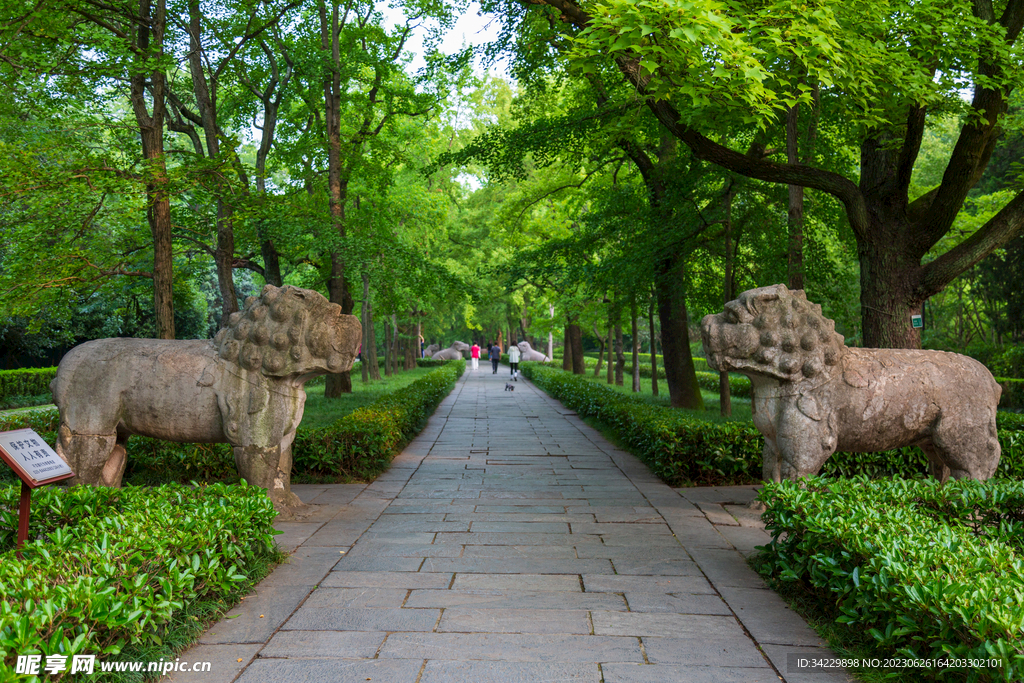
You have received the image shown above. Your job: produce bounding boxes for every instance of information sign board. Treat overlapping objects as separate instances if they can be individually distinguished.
[0,428,75,488]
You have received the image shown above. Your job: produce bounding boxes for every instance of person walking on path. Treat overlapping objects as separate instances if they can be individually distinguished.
[470,342,480,371]
[508,342,521,381]
[489,342,501,374]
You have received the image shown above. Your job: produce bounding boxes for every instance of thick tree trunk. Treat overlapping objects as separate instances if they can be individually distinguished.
[568,323,585,375]
[187,1,237,323]
[562,326,573,371]
[655,257,704,410]
[133,0,174,339]
[648,296,659,396]
[859,240,924,348]
[593,325,605,377]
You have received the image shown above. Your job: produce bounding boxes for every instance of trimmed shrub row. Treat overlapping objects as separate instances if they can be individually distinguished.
[0,482,278,670]
[0,367,56,398]
[758,477,1024,681]
[292,360,464,479]
[0,368,56,408]
[521,363,1024,486]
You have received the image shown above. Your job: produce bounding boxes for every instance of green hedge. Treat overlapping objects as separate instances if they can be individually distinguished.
[0,482,278,672]
[521,363,1024,486]
[292,360,464,479]
[758,477,1024,681]
[0,367,56,399]
[0,368,56,409]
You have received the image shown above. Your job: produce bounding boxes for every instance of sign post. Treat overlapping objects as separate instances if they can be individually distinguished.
[0,428,75,559]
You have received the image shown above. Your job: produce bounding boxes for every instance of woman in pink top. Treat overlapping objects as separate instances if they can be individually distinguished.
[470,342,480,370]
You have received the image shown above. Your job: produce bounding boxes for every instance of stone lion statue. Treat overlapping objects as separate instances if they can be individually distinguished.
[423,343,440,358]
[517,341,551,362]
[701,284,1001,483]
[432,341,470,360]
[50,285,361,508]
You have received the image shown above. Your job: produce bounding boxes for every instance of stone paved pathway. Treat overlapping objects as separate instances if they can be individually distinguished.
[171,365,851,682]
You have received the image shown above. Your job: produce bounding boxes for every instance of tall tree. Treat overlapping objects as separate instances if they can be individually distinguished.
[493,0,1024,348]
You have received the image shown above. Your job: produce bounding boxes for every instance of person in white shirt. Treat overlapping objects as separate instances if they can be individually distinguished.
[508,343,521,381]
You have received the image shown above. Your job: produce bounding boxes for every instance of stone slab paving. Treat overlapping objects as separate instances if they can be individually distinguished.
[169,365,853,682]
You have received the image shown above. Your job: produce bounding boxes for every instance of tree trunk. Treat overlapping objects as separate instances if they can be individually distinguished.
[132,0,174,339]
[593,324,605,377]
[391,313,399,374]
[404,314,417,370]
[786,103,805,291]
[547,304,555,359]
[859,241,924,348]
[364,284,380,380]
[631,299,640,392]
[568,322,585,375]
[360,273,371,382]
[614,321,624,387]
[655,257,704,409]
[721,188,735,416]
[562,326,573,371]
[383,318,393,377]
[648,294,659,396]
[606,325,614,384]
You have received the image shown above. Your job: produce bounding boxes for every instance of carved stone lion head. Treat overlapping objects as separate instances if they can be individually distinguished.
[701,284,846,383]
[451,341,470,352]
[213,285,361,377]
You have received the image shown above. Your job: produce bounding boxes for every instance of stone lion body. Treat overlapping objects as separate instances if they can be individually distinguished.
[432,341,470,360]
[51,285,361,507]
[516,341,551,362]
[701,284,1001,482]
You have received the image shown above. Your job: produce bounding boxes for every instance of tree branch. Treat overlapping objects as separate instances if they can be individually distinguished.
[919,189,1024,298]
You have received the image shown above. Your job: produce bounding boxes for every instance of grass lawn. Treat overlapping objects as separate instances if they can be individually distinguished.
[299,365,440,429]
[572,368,754,424]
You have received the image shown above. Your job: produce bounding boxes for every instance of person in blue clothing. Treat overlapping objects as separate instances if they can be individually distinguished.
[489,342,501,374]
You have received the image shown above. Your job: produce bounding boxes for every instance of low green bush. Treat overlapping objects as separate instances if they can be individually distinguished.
[757,477,1024,681]
[0,482,278,674]
[695,370,752,398]
[521,363,1024,485]
[0,367,56,408]
[292,360,464,479]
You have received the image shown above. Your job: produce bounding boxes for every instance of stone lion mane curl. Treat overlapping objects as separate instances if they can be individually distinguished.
[743,286,846,382]
[213,284,349,375]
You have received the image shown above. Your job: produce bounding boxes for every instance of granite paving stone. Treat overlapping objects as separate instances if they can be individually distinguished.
[405,589,627,610]
[283,607,441,632]
[437,608,591,634]
[176,364,840,682]
[258,630,386,659]
[235,659,423,683]
[378,633,645,662]
[419,660,600,682]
